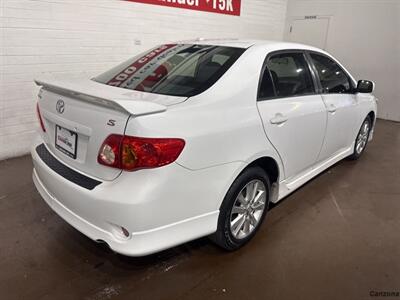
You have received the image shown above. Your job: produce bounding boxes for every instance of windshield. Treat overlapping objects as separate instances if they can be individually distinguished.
[93,44,245,97]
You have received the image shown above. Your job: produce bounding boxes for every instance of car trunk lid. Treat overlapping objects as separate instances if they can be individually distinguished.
[36,78,187,181]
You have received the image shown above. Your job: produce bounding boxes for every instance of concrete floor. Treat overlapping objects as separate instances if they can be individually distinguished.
[0,120,399,300]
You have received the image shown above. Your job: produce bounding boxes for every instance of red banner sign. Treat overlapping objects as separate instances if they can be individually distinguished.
[125,0,241,16]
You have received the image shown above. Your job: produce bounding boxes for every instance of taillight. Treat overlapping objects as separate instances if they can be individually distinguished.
[36,102,46,132]
[98,134,185,171]
[98,134,123,169]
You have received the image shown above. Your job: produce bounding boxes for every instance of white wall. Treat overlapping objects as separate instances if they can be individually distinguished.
[285,0,400,122]
[0,0,288,160]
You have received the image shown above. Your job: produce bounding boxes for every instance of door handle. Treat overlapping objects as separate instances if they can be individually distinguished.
[270,113,288,125]
[328,104,337,113]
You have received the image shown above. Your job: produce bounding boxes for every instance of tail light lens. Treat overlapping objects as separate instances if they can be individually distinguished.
[36,102,46,132]
[98,134,185,171]
[98,134,123,169]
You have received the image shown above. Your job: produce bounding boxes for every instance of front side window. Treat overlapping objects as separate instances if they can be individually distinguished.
[310,53,353,94]
[266,52,314,98]
[93,44,245,97]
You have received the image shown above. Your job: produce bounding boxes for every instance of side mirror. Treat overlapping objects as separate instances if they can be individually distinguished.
[357,80,374,93]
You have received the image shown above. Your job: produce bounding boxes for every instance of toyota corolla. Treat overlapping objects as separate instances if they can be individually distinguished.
[31,40,377,256]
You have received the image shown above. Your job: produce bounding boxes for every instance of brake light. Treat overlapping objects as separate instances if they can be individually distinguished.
[36,102,46,132]
[98,135,185,171]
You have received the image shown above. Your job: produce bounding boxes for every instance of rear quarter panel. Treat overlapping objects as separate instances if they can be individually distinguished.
[124,46,284,174]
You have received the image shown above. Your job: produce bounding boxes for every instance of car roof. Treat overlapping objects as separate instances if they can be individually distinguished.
[178,38,325,53]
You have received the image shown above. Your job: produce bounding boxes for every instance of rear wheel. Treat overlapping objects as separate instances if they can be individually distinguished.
[348,116,372,160]
[211,166,270,251]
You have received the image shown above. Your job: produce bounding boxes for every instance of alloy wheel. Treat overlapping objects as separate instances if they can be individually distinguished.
[229,179,267,239]
[356,121,370,154]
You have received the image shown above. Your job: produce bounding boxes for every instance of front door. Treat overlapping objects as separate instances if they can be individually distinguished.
[257,52,327,180]
[307,52,358,161]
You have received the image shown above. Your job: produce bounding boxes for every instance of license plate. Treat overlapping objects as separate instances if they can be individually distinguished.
[55,125,78,159]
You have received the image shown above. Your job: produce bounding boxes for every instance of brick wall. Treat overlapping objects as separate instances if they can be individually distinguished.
[0,0,288,160]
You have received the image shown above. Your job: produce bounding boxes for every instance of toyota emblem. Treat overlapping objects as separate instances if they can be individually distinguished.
[56,99,65,114]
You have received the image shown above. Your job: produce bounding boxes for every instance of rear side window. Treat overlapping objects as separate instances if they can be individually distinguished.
[258,67,275,99]
[266,53,314,98]
[93,44,245,97]
[309,53,353,94]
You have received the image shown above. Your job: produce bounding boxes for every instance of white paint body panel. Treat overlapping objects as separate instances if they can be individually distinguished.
[318,93,359,161]
[257,95,327,180]
[31,40,377,256]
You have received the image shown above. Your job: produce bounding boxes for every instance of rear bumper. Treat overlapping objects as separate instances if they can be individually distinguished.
[31,137,243,256]
[33,169,218,256]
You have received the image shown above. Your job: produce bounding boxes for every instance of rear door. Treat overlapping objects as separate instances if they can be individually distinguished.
[307,52,358,161]
[257,51,327,180]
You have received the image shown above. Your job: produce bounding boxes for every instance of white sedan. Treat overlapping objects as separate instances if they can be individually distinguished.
[32,39,377,256]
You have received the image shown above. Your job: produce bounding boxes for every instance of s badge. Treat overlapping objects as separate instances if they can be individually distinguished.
[107,120,116,126]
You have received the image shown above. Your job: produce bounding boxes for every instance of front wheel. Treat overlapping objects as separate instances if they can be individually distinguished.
[348,116,372,160]
[211,166,270,251]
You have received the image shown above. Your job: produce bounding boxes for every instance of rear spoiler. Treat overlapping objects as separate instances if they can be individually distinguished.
[35,79,167,116]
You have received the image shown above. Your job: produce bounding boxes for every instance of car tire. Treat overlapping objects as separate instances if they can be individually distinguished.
[211,166,270,251]
[348,116,372,160]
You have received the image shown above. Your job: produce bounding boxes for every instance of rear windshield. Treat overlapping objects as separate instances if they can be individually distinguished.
[93,44,245,97]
